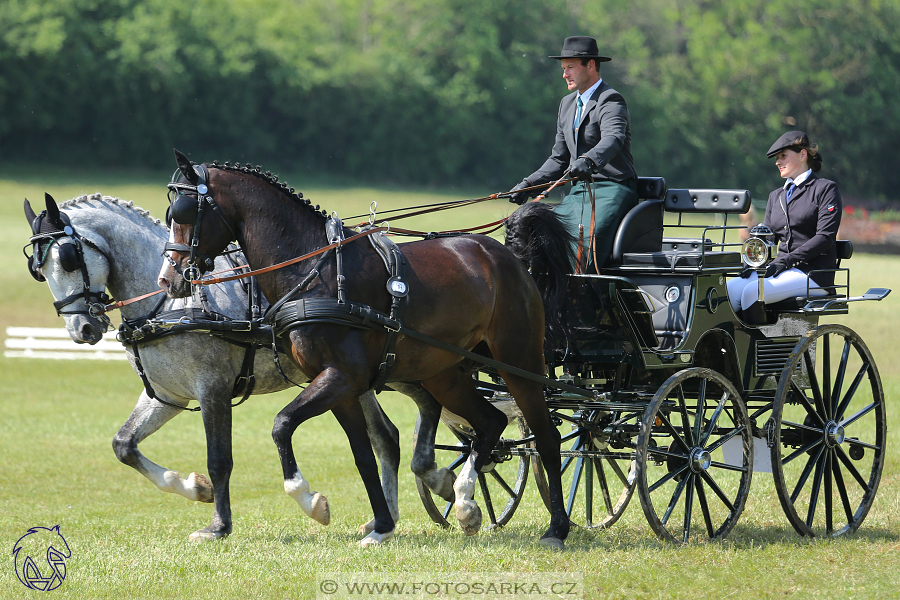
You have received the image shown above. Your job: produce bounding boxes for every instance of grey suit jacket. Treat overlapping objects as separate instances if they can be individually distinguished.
[526,81,637,185]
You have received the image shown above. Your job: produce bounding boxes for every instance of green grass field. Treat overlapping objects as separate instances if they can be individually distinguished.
[1,168,898,599]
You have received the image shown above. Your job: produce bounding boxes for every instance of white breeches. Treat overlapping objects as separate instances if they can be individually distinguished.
[727,268,828,311]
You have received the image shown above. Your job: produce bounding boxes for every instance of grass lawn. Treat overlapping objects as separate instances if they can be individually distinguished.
[1,168,898,599]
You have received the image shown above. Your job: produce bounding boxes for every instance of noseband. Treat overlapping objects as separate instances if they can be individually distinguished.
[164,164,239,284]
[24,210,113,325]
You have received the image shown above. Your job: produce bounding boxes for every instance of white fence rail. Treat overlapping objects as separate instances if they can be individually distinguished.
[4,327,127,360]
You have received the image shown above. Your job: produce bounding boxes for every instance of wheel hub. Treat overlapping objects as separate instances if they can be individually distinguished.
[825,420,845,447]
[689,447,712,473]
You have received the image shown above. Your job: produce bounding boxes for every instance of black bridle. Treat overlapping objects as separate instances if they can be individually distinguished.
[24,208,113,325]
[163,164,239,286]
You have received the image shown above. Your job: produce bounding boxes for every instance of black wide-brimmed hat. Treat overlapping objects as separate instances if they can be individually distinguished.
[766,130,812,158]
[549,36,611,62]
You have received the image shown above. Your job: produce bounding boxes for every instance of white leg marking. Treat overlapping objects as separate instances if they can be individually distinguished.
[284,473,330,526]
[419,464,456,502]
[149,469,213,502]
[359,529,394,547]
[453,456,482,536]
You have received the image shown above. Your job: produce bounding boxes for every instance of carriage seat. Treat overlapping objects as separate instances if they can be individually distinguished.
[761,240,854,316]
[611,188,750,271]
[608,177,667,264]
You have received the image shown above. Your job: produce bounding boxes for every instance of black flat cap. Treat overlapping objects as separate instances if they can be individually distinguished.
[549,36,611,62]
[766,130,811,158]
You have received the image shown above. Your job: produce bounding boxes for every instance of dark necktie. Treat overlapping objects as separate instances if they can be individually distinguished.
[574,96,583,133]
[786,182,797,202]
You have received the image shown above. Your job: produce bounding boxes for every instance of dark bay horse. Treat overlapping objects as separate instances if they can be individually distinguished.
[23,192,405,542]
[158,150,570,548]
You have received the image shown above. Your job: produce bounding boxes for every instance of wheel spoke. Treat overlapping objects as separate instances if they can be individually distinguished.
[656,410,692,453]
[704,424,746,455]
[824,451,834,534]
[488,468,516,499]
[441,500,452,520]
[830,339,852,419]
[791,379,827,428]
[835,362,870,422]
[846,438,880,451]
[446,453,468,471]
[660,472,689,526]
[649,463,689,494]
[693,379,708,445]
[682,475,696,543]
[834,446,872,493]
[699,470,736,512]
[696,478,715,538]
[803,350,828,421]
[479,474,498,525]
[805,446,828,529]
[840,402,878,429]
[604,455,630,487]
[782,437,824,467]
[585,454,594,526]
[677,385,695,446]
[831,455,855,524]
[594,458,615,516]
[700,391,729,446]
[822,333,832,420]
[791,444,825,503]
[780,418,823,436]
[566,457,584,516]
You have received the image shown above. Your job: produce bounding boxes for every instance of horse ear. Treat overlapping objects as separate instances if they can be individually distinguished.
[45,192,62,225]
[173,149,199,185]
[24,198,38,226]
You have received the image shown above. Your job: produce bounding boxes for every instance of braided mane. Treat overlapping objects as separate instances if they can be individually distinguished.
[208,161,327,218]
[58,193,163,226]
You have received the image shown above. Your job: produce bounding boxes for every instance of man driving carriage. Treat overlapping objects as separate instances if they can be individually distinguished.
[508,35,639,272]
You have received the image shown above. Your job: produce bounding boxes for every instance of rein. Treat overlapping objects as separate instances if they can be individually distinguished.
[187,226,387,286]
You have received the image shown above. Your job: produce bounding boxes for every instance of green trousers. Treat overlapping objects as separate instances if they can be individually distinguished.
[552,180,639,271]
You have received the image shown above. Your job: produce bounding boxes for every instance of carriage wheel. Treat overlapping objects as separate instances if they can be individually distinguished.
[531,408,637,529]
[636,368,753,543]
[770,324,886,537]
[415,417,530,530]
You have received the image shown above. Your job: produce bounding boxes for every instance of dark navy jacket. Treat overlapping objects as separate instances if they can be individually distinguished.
[763,172,842,286]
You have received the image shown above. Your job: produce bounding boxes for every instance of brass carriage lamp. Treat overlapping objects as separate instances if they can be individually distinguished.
[741,224,775,268]
[741,224,776,308]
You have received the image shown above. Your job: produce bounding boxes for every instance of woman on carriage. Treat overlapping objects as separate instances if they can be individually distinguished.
[727,130,842,317]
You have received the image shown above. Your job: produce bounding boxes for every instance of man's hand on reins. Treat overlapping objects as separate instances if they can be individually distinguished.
[570,157,596,181]
[508,179,534,205]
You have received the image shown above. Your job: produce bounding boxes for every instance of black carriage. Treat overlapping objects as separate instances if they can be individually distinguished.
[417,178,889,543]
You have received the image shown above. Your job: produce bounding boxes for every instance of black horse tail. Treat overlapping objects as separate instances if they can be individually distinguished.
[504,202,576,345]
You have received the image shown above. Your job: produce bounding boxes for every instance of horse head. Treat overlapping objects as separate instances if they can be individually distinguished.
[23,193,113,344]
[159,149,241,299]
[160,149,322,300]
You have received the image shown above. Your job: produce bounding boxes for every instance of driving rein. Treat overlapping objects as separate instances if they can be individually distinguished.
[171,167,594,398]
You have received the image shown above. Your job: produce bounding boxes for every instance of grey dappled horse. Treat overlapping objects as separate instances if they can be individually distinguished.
[24,193,452,544]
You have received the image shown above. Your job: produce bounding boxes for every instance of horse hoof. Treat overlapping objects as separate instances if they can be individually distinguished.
[187,472,214,503]
[539,537,565,551]
[358,519,376,535]
[359,530,394,547]
[310,492,330,526]
[188,529,228,542]
[455,500,482,536]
